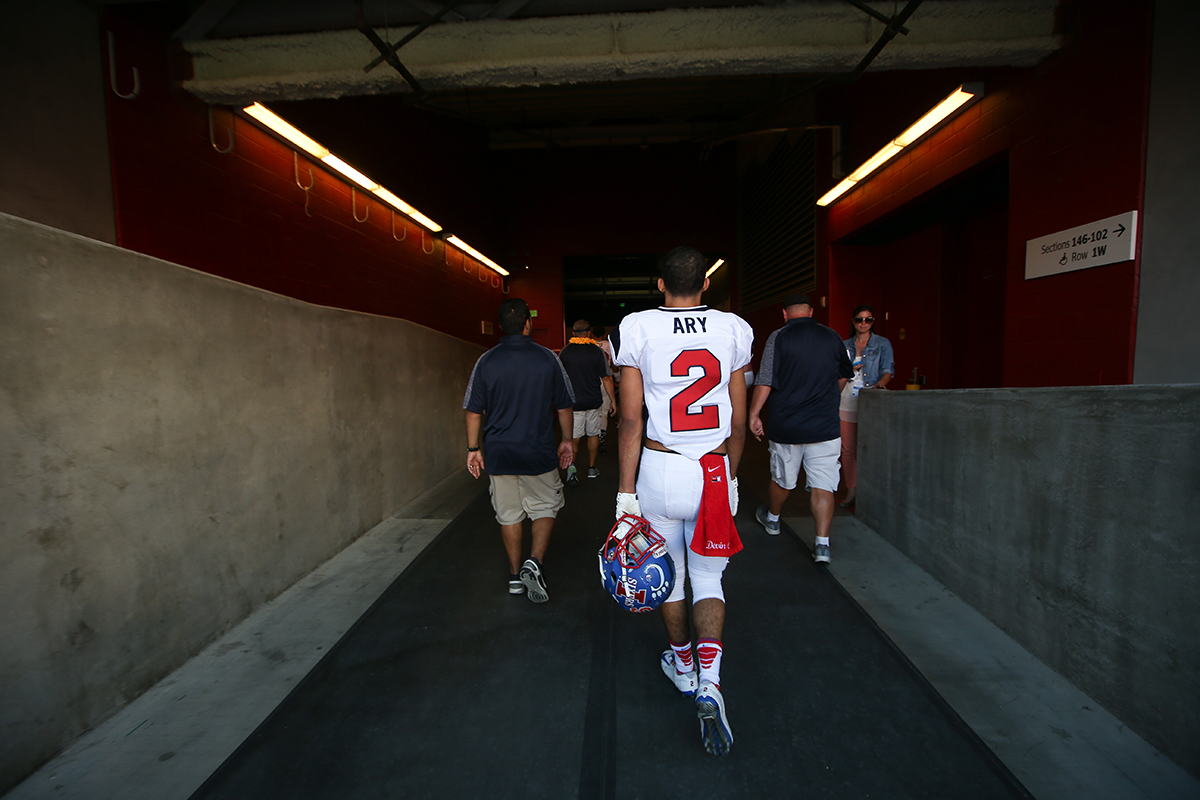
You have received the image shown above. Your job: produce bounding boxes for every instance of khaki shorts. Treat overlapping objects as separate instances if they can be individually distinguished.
[768,438,841,493]
[572,407,604,438]
[489,469,564,525]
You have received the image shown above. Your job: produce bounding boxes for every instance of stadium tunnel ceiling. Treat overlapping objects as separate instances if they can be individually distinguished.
[105,0,1062,150]
[98,0,1060,317]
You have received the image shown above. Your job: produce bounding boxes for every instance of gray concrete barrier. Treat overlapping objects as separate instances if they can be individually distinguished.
[0,213,484,791]
[857,384,1200,777]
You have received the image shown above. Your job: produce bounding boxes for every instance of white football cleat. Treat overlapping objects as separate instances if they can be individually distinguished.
[660,650,698,697]
[696,681,733,756]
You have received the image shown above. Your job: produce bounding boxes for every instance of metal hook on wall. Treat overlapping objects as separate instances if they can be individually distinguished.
[478,263,490,282]
[208,106,234,153]
[107,32,140,99]
[391,211,407,241]
[491,272,502,289]
[293,152,314,216]
[421,229,435,254]
[352,189,369,223]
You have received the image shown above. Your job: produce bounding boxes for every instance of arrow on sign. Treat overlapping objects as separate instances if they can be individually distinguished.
[1115,223,1127,237]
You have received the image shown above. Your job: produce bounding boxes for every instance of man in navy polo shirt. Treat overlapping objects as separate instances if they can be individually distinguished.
[464,298,575,602]
[748,293,853,563]
[558,319,616,484]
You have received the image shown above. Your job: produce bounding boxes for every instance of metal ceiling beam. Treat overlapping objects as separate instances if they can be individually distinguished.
[479,0,535,21]
[402,0,467,24]
[182,1,1061,106]
[364,0,469,73]
[356,1,428,96]
[173,0,242,41]
[844,0,910,36]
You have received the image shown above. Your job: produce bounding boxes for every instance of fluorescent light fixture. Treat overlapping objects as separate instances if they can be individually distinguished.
[447,235,510,276]
[705,258,725,278]
[846,141,904,183]
[241,102,446,234]
[321,155,377,191]
[408,210,442,233]
[371,187,416,215]
[817,83,983,207]
[243,103,328,158]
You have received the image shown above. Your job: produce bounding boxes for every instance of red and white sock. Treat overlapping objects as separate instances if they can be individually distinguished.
[670,639,695,674]
[697,638,723,688]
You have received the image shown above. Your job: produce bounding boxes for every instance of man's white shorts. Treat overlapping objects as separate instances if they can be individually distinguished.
[768,438,841,493]
[488,470,564,526]
[572,407,603,438]
[598,380,611,424]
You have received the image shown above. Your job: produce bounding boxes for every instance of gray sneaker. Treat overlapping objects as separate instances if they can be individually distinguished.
[813,543,831,563]
[519,557,549,603]
[755,505,780,536]
[587,467,600,479]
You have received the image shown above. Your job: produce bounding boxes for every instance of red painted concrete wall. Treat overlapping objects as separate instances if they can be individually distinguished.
[818,0,1153,386]
[101,10,505,349]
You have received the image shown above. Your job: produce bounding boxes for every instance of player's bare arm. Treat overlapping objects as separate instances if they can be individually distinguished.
[465,410,485,478]
[617,365,645,494]
[726,367,747,478]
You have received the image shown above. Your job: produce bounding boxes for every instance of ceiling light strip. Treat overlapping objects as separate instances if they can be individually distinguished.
[817,83,983,207]
[705,258,725,278]
[241,103,512,278]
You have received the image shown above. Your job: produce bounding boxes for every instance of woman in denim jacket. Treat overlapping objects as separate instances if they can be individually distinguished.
[839,304,894,506]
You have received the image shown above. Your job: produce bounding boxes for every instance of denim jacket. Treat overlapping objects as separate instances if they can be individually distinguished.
[843,333,895,388]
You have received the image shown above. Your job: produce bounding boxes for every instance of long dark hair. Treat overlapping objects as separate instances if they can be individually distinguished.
[849,304,875,339]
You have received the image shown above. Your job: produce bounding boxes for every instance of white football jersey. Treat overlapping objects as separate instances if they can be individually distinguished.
[613,306,754,460]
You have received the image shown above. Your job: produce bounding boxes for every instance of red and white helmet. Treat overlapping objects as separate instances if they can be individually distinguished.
[598,514,676,613]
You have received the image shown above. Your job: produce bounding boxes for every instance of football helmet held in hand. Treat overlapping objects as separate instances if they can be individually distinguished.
[598,514,675,613]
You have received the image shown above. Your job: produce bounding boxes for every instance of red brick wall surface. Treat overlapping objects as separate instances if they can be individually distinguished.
[102,11,505,349]
[818,1,1153,386]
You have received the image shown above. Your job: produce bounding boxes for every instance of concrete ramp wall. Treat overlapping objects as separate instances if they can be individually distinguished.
[857,385,1200,777]
[0,213,483,791]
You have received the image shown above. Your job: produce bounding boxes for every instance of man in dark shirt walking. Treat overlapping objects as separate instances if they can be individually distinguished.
[464,298,575,602]
[748,294,853,563]
[558,319,616,484]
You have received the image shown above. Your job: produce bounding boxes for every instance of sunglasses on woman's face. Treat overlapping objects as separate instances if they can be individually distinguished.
[854,317,874,324]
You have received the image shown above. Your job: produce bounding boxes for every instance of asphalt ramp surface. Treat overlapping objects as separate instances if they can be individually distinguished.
[190,465,1030,800]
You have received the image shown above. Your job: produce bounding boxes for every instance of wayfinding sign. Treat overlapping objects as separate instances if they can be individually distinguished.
[1025,211,1137,280]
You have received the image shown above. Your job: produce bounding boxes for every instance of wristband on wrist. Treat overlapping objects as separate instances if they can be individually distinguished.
[467,446,480,452]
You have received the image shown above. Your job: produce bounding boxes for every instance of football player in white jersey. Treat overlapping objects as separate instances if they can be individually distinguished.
[611,246,753,756]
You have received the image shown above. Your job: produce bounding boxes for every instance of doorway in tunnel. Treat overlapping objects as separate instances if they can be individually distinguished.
[562,250,731,334]
[831,156,1009,390]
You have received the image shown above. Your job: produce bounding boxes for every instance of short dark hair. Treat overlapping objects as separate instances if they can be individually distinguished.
[498,298,531,335]
[659,246,707,297]
[590,323,606,339]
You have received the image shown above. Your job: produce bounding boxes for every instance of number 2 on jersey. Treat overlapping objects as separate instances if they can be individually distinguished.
[670,349,721,431]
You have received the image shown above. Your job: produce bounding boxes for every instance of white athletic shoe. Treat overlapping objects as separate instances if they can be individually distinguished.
[695,681,733,756]
[660,650,698,697]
